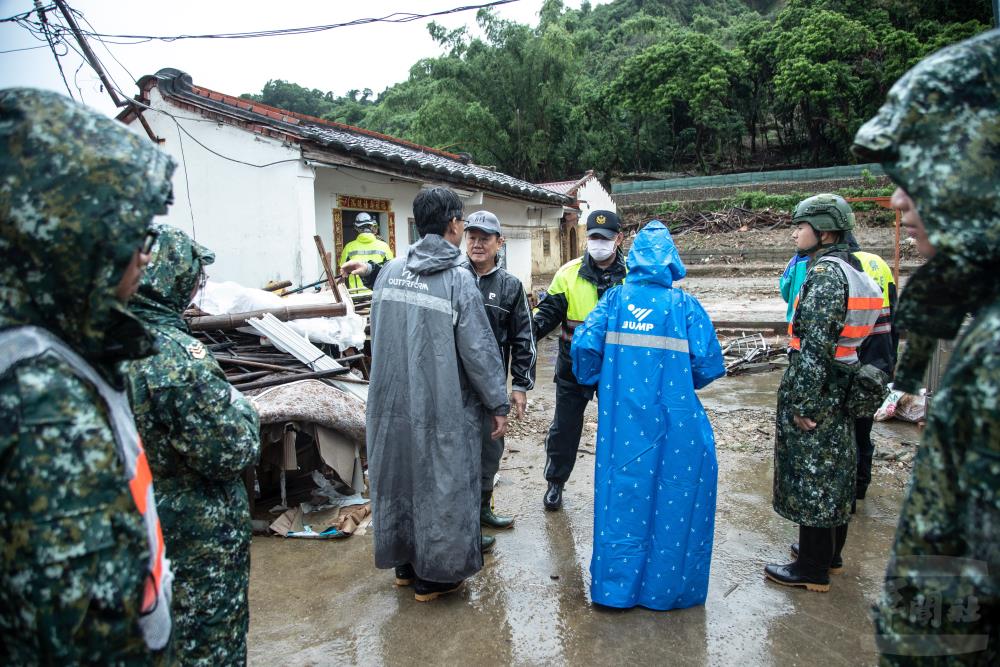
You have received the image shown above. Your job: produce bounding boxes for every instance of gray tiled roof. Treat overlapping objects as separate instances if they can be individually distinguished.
[299,124,569,204]
[134,68,571,207]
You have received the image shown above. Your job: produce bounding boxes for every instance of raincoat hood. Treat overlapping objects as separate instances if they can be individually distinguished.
[625,220,686,287]
[404,233,461,275]
[131,223,215,326]
[851,30,1000,391]
[0,88,175,366]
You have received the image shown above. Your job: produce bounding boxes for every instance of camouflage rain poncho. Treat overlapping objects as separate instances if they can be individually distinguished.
[127,225,260,666]
[0,88,175,663]
[852,29,1000,665]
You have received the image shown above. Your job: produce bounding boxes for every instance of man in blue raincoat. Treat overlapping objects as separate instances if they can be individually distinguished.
[571,220,725,610]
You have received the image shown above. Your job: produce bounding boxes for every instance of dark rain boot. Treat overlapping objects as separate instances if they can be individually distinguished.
[481,491,515,529]
[394,563,416,587]
[481,534,496,554]
[831,523,848,574]
[766,526,833,592]
[543,482,563,511]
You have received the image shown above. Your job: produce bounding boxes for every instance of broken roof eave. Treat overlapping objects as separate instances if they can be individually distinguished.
[127,68,572,208]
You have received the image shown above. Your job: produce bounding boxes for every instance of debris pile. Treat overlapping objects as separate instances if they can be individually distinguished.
[625,207,790,235]
[721,332,786,376]
[183,274,373,540]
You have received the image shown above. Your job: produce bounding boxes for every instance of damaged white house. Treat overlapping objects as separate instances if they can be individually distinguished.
[119,68,573,290]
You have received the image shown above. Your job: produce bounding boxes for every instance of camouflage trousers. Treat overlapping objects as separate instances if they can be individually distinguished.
[0,536,162,666]
[170,543,251,666]
[873,432,998,665]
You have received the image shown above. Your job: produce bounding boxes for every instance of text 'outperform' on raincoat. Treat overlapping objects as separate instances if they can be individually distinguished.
[571,220,725,611]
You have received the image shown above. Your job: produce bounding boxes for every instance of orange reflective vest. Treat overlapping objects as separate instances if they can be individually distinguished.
[788,255,884,364]
[0,326,173,650]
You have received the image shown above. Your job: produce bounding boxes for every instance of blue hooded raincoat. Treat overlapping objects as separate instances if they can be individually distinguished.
[571,220,725,610]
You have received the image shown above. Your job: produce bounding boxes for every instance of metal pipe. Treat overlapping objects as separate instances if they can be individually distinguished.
[188,302,347,331]
[224,370,273,383]
[217,358,305,373]
[232,367,351,391]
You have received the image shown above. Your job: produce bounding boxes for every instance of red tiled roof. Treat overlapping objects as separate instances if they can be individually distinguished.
[187,84,464,162]
[536,170,596,196]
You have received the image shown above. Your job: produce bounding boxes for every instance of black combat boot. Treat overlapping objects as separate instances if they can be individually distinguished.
[394,563,416,587]
[481,490,515,529]
[543,482,563,511]
[767,526,834,592]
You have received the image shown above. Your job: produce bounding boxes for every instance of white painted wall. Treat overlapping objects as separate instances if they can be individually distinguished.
[130,88,314,287]
[468,195,561,290]
[577,178,616,221]
[312,167,422,282]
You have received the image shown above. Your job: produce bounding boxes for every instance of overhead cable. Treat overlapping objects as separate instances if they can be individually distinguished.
[6,0,519,44]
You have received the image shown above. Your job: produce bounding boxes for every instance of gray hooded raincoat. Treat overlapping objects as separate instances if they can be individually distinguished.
[367,234,509,583]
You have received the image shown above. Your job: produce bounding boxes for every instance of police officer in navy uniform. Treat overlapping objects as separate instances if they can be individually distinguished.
[533,210,627,510]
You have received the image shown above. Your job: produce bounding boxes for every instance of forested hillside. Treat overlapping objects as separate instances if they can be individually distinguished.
[242,0,993,181]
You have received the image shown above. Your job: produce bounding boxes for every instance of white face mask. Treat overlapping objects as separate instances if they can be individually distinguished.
[587,238,616,261]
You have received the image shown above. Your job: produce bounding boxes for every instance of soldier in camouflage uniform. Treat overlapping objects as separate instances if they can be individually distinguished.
[852,29,999,664]
[128,224,261,666]
[766,194,883,593]
[0,89,175,663]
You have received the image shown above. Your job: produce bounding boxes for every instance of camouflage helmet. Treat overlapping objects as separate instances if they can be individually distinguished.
[792,194,855,232]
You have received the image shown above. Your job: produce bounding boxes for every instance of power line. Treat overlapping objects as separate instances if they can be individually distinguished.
[0,43,52,53]
[6,0,519,44]
[33,1,74,100]
[72,7,137,84]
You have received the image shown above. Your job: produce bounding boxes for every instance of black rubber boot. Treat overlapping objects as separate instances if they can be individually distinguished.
[394,563,416,587]
[832,523,848,572]
[543,482,563,511]
[481,491,515,529]
[414,578,464,602]
[767,526,833,592]
[481,534,496,554]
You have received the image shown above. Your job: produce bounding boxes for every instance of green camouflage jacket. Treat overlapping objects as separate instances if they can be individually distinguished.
[127,224,260,530]
[853,29,999,665]
[0,88,175,664]
[773,247,856,527]
[127,225,260,665]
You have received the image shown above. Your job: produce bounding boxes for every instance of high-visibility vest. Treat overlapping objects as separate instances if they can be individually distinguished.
[788,255,883,364]
[547,257,625,342]
[853,250,894,336]
[340,234,393,293]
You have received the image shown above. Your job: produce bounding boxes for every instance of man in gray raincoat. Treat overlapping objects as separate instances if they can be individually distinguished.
[367,187,510,602]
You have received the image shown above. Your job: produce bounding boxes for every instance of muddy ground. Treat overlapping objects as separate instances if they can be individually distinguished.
[246,328,921,666]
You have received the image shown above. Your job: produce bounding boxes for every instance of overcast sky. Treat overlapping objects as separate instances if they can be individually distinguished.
[0,0,606,117]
